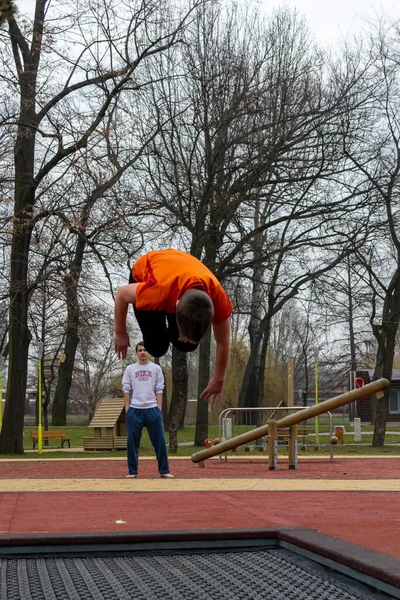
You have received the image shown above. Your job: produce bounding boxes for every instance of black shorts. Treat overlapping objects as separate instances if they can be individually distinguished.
[129,272,198,356]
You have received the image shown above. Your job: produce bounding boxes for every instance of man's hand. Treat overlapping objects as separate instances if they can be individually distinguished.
[114,331,130,359]
[200,377,224,406]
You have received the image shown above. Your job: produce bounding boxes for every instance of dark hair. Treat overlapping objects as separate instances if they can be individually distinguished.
[135,341,146,352]
[176,289,214,343]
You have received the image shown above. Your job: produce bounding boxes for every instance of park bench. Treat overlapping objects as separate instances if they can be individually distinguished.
[277,427,309,444]
[277,427,309,439]
[241,428,309,452]
[31,430,71,449]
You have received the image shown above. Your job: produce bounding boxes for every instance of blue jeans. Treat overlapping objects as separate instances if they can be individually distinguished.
[126,407,170,475]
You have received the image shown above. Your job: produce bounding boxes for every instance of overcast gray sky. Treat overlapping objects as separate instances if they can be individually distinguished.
[260,0,399,46]
[16,1,400,47]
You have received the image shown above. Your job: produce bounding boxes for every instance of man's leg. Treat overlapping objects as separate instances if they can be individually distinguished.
[166,313,199,353]
[126,407,143,476]
[134,308,170,357]
[144,407,171,475]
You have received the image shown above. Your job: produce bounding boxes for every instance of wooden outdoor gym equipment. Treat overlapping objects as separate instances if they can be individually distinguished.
[191,378,390,469]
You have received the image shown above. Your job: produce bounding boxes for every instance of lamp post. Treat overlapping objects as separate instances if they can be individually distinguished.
[0,356,4,433]
[313,347,319,446]
[37,342,44,454]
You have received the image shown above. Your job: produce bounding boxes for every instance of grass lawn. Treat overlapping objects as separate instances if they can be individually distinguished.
[23,425,92,449]
[0,423,394,459]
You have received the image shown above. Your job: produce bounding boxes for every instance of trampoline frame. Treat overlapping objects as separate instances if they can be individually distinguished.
[0,527,399,598]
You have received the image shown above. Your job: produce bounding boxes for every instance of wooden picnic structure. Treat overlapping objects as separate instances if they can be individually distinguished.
[82,398,127,451]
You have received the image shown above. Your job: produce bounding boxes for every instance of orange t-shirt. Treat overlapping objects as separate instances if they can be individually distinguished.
[132,249,233,324]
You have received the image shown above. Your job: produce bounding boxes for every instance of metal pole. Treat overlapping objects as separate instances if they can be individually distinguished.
[314,348,319,445]
[287,303,294,407]
[191,378,389,463]
[37,343,44,454]
[288,424,298,469]
[268,420,278,470]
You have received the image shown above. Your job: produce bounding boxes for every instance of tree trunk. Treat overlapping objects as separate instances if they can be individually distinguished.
[43,402,49,430]
[371,267,400,446]
[167,347,188,429]
[161,378,168,423]
[52,273,80,425]
[256,321,271,425]
[154,358,168,424]
[237,242,266,424]
[238,301,274,425]
[52,330,80,425]
[42,368,50,445]
[0,226,33,453]
[371,323,398,446]
[43,342,59,437]
[347,260,357,374]
[194,328,211,446]
[168,348,188,453]
[0,109,36,453]
[51,228,87,425]
[237,335,262,419]
[372,387,389,446]
[88,399,97,423]
[0,1,45,454]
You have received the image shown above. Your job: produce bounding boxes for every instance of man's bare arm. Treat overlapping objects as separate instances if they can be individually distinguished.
[114,283,139,359]
[213,318,231,380]
[200,317,231,403]
[124,392,130,413]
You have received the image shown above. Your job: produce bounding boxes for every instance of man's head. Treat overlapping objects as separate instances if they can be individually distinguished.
[135,341,149,364]
[176,289,214,344]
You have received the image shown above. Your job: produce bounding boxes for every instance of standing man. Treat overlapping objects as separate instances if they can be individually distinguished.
[122,341,173,479]
[114,248,233,403]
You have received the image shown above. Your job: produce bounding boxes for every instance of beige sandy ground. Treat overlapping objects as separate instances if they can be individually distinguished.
[1,478,400,493]
[1,454,398,492]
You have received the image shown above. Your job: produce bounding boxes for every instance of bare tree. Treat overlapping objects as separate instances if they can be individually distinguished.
[0,0,201,453]
[74,310,121,421]
[342,19,400,445]
[131,5,345,438]
[146,4,373,440]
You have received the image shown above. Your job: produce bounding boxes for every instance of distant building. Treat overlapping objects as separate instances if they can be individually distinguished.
[349,370,400,423]
[184,398,198,426]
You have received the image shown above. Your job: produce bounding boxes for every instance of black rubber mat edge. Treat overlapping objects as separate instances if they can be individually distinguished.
[0,527,398,593]
[0,527,280,549]
[277,528,400,594]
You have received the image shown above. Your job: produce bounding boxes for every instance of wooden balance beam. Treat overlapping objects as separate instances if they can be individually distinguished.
[191,378,390,466]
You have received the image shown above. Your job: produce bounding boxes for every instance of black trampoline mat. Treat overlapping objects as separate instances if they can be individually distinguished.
[0,547,394,600]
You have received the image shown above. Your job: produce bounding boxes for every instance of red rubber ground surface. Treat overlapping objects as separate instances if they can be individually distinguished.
[0,456,398,479]
[0,457,399,558]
